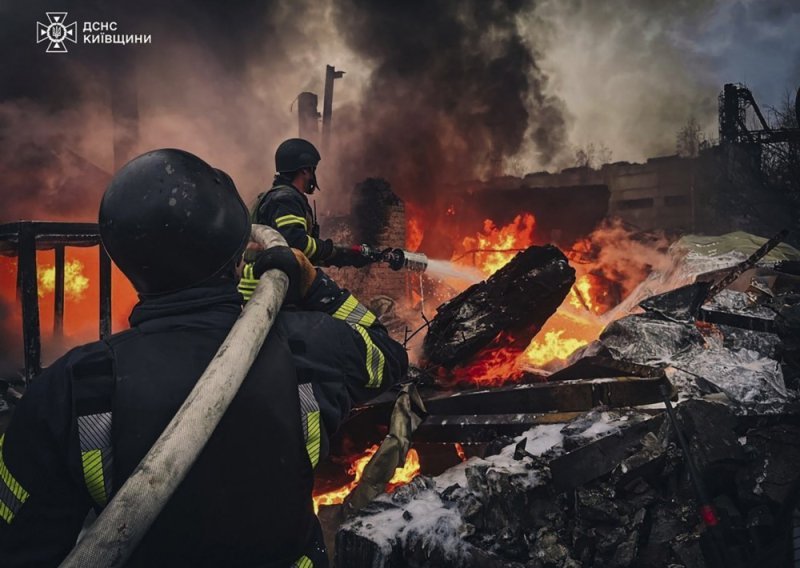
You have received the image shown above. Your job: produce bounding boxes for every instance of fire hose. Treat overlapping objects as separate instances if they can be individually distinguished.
[60,225,288,568]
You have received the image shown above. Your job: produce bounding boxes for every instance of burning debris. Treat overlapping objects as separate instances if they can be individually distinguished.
[423,245,575,385]
[329,229,800,567]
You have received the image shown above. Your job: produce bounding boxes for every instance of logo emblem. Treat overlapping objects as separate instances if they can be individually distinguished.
[36,12,77,53]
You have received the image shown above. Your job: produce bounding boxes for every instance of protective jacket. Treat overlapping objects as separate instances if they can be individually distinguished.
[0,271,407,568]
[251,181,334,265]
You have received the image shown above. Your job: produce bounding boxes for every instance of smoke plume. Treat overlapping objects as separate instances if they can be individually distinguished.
[330,0,567,200]
[2,0,798,222]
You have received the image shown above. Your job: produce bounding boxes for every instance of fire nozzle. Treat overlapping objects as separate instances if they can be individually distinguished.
[356,245,429,272]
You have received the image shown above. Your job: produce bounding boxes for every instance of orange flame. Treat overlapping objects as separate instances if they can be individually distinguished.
[401,209,649,381]
[407,217,424,252]
[459,213,535,277]
[524,329,589,368]
[454,443,467,462]
[441,213,609,381]
[38,260,90,300]
[0,247,138,366]
[312,445,420,513]
[447,332,525,387]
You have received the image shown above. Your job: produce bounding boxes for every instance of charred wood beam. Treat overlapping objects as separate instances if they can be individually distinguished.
[99,246,112,339]
[339,377,670,450]
[698,307,775,333]
[423,245,575,369]
[54,245,65,337]
[352,377,670,417]
[414,412,586,443]
[549,415,664,492]
[18,223,41,381]
[1,222,111,378]
[0,221,101,256]
[421,377,669,415]
[549,356,663,382]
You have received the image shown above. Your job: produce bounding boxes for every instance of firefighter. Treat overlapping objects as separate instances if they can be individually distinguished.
[0,149,407,567]
[249,138,369,269]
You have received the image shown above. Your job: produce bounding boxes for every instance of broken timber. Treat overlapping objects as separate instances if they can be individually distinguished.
[342,376,671,445]
[549,415,665,491]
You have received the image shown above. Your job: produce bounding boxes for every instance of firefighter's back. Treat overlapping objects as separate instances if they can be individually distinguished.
[110,298,315,567]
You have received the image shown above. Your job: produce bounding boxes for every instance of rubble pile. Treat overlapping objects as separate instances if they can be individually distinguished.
[337,403,800,567]
[335,233,800,567]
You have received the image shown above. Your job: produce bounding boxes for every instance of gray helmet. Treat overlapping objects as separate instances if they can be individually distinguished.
[99,149,250,296]
[275,138,321,174]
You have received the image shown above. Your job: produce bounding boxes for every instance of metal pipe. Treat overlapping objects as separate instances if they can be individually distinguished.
[321,64,344,155]
[60,225,288,567]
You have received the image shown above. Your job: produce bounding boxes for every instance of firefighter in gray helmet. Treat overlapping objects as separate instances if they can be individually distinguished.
[0,148,407,567]
[246,138,370,272]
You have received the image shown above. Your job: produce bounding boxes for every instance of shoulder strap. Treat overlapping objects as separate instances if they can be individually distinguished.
[251,184,298,223]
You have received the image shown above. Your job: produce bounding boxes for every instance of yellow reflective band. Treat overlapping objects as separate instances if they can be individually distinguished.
[238,263,259,301]
[0,435,29,525]
[305,411,321,468]
[243,263,254,279]
[351,324,385,388]
[332,295,359,321]
[0,500,13,524]
[303,235,317,259]
[294,556,314,568]
[82,449,107,507]
[333,294,378,328]
[275,214,307,229]
[358,310,377,327]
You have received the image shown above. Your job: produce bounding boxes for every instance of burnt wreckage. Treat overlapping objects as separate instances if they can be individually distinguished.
[332,232,800,568]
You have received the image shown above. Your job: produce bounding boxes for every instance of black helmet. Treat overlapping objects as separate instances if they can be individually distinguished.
[275,138,321,174]
[99,149,250,296]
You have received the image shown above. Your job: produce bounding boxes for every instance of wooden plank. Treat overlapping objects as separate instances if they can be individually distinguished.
[550,416,664,491]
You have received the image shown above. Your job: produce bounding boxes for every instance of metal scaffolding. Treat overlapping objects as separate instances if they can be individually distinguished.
[0,221,112,382]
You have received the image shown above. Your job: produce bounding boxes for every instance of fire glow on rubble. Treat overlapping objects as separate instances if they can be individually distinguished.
[312,445,421,514]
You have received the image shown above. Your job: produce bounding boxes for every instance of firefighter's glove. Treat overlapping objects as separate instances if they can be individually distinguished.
[328,245,372,269]
[347,250,373,269]
[241,246,316,304]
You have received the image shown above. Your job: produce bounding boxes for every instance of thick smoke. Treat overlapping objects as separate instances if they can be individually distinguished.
[523,0,800,167]
[330,0,567,200]
[0,0,353,221]
[3,0,797,222]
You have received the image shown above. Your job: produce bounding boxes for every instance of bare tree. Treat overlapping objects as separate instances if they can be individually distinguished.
[676,116,706,158]
[573,142,612,168]
[762,91,800,199]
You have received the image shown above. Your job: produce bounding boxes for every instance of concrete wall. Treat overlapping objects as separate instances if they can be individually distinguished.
[519,156,698,232]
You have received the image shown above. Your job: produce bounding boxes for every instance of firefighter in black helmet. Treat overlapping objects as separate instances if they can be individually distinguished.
[0,149,407,567]
[248,138,369,269]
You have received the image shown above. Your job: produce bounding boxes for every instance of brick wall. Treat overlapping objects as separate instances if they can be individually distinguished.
[325,201,408,306]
